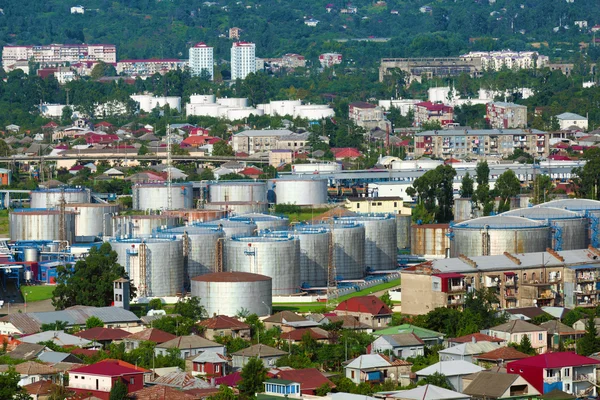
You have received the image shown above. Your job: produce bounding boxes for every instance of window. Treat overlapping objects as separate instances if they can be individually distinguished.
[130,378,135,385]
[394,202,397,207]
[539,333,543,341]
[547,369,555,378]
[215,364,220,373]
[564,368,570,377]
[351,371,355,379]
[565,383,570,392]
[357,203,360,209]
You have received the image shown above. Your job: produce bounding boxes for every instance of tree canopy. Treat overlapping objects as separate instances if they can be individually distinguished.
[407,165,456,222]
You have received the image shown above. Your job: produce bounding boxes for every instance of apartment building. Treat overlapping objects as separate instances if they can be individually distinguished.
[282,53,306,68]
[400,247,600,316]
[414,101,454,127]
[414,128,549,158]
[463,51,550,71]
[231,129,309,154]
[319,53,342,68]
[231,42,256,80]
[349,102,385,129]
[2,44,116,70]
[116,59,187,77]
[487,102,528,129]
[189,42,214,79]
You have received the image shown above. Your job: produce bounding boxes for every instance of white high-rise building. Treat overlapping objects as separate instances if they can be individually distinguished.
[189,42,214,80]
[231,42,256,81]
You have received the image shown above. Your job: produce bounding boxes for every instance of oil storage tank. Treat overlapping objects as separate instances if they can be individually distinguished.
[502,206,587,251]
[30,188,91,209]
[163,209,226,224]
[539,199,600,247]
[65,203,120,241]
[223,236,300,295]
[274,179,328,206]
[411,224,451,258]
[209,182,267,203]
[191,272,272,317]
[111,238,184,298]
[450,215,550,257]
[340,215,397,271]
[310,222,365,280]
[10,209,76,243]
[112,215,179,238]
[454,198,475,222]
[396,214,411,251]
[291,226,330,287]
[132,183,194,210]
[229,214,289,232]
[197,219,257,238]
[157,225,224,286]
[204,202,269,215]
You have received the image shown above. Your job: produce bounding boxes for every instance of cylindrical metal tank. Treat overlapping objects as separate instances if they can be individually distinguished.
[112,215,180,238]
[191,272,272,317]
[292,226,330,287]
[209,182,267,203]
[163,209,226,224]
[539,199,600,246]
[450,216,550,258]
[229,214,289,232]
[10,210,76,243]
[24,248,39,262]
[274,179,328,206]
[396,214,412,251]
[110,238,184,298]
[411,224,451,258]
[340,215,397,271]
[223,236,300,295]
[502,206,587,251]
[157,226,224,286]
[204,201,269,215]
[197,219,257,238]
[30,188,91,209]
[454,198,475,222]
[132,183,194,210]
[65,203,120,240]
[311,222,365,280]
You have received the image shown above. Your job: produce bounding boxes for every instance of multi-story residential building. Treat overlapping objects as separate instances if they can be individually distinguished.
[464,51,550,71]
[231,42,256,80]
[400,247,600,316]
[231,129,310,154]
[413,128,549,158]
[414,101,454,127]
[349,102,385,129]
[229,27,242,40]
[487,102,528,129]
[2,44,116,70]
[116,59,187,77]
[281,53,306,68]
[189,42,213,79]
[319,53,342,68]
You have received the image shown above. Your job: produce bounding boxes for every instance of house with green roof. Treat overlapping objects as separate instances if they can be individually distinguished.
[374,324,444,346]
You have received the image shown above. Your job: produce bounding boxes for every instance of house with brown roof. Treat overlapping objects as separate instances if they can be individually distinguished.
[447,333,507,347]
[281,327,329,344]
[486,320,548,354]
[263,311,318,333]
[369,333,425,358]
[122,328,176,352]
[335,295,392,329]
[0,361,59,386]
[75,327,131,347]
[198,315,250,341]
[232,344,287,369]
[154,335,225,359]
[23,380,60,400]
[128,385,197,400]
[8,343,49,361]
[540,320,584,351]
[462,370,540,399]
[474,346,531,365]
[274,368,336,395]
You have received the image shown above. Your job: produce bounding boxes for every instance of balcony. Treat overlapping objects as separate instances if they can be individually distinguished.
[505,279,516,287]
[574,373,596,383]
[448,285,466,293]
[504,290,517,299]
[577,273,597,283]
[544,376,559,384]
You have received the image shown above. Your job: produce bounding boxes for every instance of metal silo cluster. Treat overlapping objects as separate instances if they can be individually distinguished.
[132,183,194,210]
[9,209,76,243]
[229,213,290,232]
[339,215,397,271]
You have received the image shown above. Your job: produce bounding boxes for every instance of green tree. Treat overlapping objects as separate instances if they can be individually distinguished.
[209,384,237,400]
[573,148,600,200]
[316,382,332,396]
[511,334,536,355]
[86,316,104,329]
[148,298,163,310]
[212,141,234,156]
[0,140,11,157]
[199,168,215,180]
[380,291,393,308]
[138,143,150,156]
[406,165,456,222]
[52,243,136,310]
[109,380,128,400]
[173,297,206,321]
[152,315,196,336]
[40,320,69,331]
[238,357,267,397]
[459,172,474,198]
[494,170,521,213]
[473,160,493,215]
[419,372,453,390]
[61,106,73,125]
[577,316,600,356]
[91,62,117,80]
[0,368,30,399]
[532,175,554,205]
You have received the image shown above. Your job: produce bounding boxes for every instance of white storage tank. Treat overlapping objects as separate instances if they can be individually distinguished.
[341,215,397,271]
[111,238,184,298]
[217,97,248,108]
[274,179,328,206]
[292,227,330,287]
[310,222,366,280]
[396,214,411,250]
[132,183,194,210]
[209,181,267,203]
[204,201,269,215]
[30,188,91,209]
[229,214,289,232]
[224,236,300,295]
[198,219,257,238]
[112,215,179,238]
[65,203,120,241]
[226,108,264,120]
[10,209,76,243]
[189,94,216,104]
[191,272,272,317]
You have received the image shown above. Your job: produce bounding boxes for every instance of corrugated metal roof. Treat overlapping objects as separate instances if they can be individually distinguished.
[454,215,546,229]
[416,360,483,377]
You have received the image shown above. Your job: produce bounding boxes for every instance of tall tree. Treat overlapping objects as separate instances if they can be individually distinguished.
[494,170,521,213]
[86,316,105,329]
[109,380,128,400]
[407,165,456,222]
[577,317,600,356]
[238,357,268,397]
[532,175,554,205]
[573,148,600,200]
[459,172,474,198]
[52,243,136,310]
[0,368,30,400]
[473,160,493,215]
[173,296,207,321]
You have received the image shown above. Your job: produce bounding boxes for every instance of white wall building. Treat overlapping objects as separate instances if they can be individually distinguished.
[555,112,588,131]
[463,50,549,71]
[231,42,256,80]
[71,5,85,14]
[189,42,214,80]
[2,44,116,70]
[378,99,422,116]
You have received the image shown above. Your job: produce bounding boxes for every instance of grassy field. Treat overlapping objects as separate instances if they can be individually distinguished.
[273,278,401,313]
[280,208,331,223]
[0,209,8,237]
[21,285,55,302]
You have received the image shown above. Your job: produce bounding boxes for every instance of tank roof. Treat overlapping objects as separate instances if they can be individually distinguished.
[412,223,450,228]
[502,206,582,220]
[211,181,266,186]
[112,215,177,220]
[231,236,295,243]
[230,213,289,222]
[539,198,600,211]
[454,215,546,229]
[31,188,88,193]
[65,203,119,208]
[161,226,222,234]
[109,238,178,243]
[133,182,193,187]
[192,271,271,282]
[11,210,76,215]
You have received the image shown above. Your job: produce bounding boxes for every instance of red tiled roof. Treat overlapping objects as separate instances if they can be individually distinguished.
[276,368,335,391]
[207,137,222,145]
[129,385,197,400]
[43,121,59,128]
[475,346,531,361]
[23,380,58,396]
[69,359,148,376]
[350,101,376,109]
[85,133,119,144]
[416,101,453,112]
[507,352,599,369]
[124,328,176,344]
[214,371,242,387]
[449,333,505,344]
[240,167,263,176]
[331,147,362,159]
[334,295,392,316]
[198,315,249,330]
[281,328,329,342]
[189,127,209,136]
[70,348,100,357]
[182,135,213,146]
[95,121,113,127]
[75,327,130,341]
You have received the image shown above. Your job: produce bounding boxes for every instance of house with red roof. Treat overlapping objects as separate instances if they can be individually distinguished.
[197,315,250,341]
[334,295,392,329]
[85,133,119,145]
[240,166,263,179]
[331,147,362,160]
[122,328,176,351]
[507,352,600,396]
[189,127,209,136]
[474,346,531,364]
[281,327,330,344]
[181,134,214,148]
[95,121,114,132]
[448,332,507,346]
[274,368,336,395]
[75,327,130,347]
[67,359,148,400]
[42,121,59,130]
